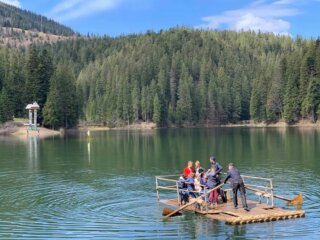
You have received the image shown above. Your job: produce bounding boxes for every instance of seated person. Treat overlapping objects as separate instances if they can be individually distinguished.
[185,173,199,199]
[199,172,208,202]
[194,173,201,193]
[195,160,205,175]
[178,174,189,205]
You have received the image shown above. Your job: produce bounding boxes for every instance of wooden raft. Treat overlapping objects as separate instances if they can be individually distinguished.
[160,198,305,225]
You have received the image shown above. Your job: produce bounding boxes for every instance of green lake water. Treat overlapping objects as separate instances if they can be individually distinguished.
[0,128,319,239]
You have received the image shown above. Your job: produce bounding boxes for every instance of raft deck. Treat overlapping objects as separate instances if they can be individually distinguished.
[156,174,305,225]
[160,198,305,225]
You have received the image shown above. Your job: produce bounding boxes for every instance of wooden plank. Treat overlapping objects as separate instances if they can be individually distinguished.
[160,198,305,225]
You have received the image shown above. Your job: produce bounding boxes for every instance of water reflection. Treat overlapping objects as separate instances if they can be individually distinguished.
[87,141,91,164]
[27,136,39,170]
[0,128,319,238]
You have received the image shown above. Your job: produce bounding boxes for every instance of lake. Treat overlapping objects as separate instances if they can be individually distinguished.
[0,128,319,239]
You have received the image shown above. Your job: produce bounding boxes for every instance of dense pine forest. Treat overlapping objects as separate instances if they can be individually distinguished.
[1,27,320,129]
[0,2,74,36]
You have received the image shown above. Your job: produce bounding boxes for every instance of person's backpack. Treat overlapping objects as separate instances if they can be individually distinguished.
[220,189,227,203]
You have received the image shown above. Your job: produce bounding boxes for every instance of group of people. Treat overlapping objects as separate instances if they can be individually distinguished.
[178,156,249,211]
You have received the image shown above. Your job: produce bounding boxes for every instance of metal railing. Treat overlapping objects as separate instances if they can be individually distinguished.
[155,173,275,208]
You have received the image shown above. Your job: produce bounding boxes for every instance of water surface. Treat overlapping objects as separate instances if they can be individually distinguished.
[0,128,319,239]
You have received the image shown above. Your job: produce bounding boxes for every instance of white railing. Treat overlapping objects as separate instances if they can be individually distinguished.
[155,173,275,207]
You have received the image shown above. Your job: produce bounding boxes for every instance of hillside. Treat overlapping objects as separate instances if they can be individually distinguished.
[1,27,320,128]
[0,27,75,47]
[0,2,75,36]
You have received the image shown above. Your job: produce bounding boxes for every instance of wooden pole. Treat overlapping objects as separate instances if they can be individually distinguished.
[157,186,177,191]
[245,185,302,203]
[164,183,224,218]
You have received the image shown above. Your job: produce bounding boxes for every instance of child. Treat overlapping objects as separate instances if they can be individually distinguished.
[185,173,199,199]
[178,174,189,205]
[194,173,201,192]
[199,172,208,203]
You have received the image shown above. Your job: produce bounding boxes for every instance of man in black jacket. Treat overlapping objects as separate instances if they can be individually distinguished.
[224,163,249,211]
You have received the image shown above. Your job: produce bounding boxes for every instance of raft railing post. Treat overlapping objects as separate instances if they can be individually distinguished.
[156,177,160,201]
[176,182,180,206]
[270,178,274,207]
[205,188,208,213]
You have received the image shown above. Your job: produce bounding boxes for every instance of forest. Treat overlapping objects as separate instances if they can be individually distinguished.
[0,2,75,36]
[0,28,320,128]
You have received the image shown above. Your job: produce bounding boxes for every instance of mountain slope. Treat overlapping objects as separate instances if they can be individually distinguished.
[0,2,75,36]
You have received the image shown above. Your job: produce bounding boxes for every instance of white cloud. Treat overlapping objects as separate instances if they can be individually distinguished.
[49,0,123,22]
[0,0,21,8]
[198,0,302,35]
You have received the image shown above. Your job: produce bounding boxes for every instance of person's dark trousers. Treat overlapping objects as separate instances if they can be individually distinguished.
[179,190,189,204]
[232,182,248,208]
[189,191,199,198]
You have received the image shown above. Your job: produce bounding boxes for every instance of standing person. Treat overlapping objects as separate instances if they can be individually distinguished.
[195,160,205,175]
[209,156,223,175]
[206,167,221,207]
[183,161,195,177]
[224,163,249,211]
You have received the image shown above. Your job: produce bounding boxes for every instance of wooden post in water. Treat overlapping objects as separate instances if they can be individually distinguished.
[270,179,274,207]
[176,182,180,206]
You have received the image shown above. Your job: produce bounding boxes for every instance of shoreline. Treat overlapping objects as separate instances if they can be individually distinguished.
[81,120,320,131]
[2,119,319,139]
[11,126,61,139]
[80,122,157,131]
[220,120,320,128]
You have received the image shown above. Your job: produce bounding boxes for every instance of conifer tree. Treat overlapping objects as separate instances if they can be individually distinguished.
[25,45,40,103]
[43,65,78,129]
[176,65,192,124]
[153,93,161,126]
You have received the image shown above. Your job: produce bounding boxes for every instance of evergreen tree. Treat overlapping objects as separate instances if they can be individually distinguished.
[43,65,78,129]
[153,93,161,126]
[283,55,301,123]
[303,77,320,122]
[266,59,284,121]
[131,85,140,122]
[176,65,192,124]
[0,88,13,123]
[37,48,54,122]
[25,45,40,103]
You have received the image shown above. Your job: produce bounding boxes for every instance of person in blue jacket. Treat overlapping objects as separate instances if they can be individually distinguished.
[209,155,223,175]
[178,174,189,205]
[224,163,249,211]
[206,167,221,206]
[185,173,199,199]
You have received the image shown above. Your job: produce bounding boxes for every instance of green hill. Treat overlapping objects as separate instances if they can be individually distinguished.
[1,26,320,128]
[0,2,75,36]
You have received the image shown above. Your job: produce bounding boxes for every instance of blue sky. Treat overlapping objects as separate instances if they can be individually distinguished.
[2,0,320,38]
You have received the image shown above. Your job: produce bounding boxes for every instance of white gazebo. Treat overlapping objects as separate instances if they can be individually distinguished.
[26,102,40,130]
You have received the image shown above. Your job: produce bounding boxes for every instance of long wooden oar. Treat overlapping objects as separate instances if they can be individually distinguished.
[164,183,224,218]
[245,185,303,205]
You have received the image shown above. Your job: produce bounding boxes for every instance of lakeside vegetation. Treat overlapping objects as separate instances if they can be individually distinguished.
[1,28,320,129]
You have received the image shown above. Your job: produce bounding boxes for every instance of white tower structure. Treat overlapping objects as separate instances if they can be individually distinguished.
[26,102,40,130]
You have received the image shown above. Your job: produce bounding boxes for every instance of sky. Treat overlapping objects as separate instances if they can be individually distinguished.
[1,0,320,38]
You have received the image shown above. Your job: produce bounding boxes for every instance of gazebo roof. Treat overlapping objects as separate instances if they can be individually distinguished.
[26,102,40,110]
